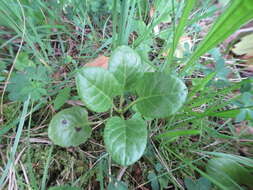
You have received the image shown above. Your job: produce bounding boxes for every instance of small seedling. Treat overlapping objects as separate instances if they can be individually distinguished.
[48,45,188,166]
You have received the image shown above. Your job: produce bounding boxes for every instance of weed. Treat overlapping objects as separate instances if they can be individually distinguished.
[1,0,253,189]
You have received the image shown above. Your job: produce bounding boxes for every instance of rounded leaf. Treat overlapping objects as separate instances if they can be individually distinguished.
[48,107,91,147]
[76,67,122,112]
[206,157,253,189]
[109,46,143,90]
[104,116,147,166]
[136,73,188,118]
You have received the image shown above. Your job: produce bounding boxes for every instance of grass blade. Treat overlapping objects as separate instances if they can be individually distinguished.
[0,96,30,188]
[182,0,253,74]
[112,0,118,48]
[41,145,54,190]
[203,152,253,168]
[118,0,130,45]
[156,129,201,139]
[165,148,236,190]
[163,0,197,73]
[27,102,39,190]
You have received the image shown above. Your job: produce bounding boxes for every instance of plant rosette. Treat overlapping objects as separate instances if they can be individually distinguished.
[48,45,188,166]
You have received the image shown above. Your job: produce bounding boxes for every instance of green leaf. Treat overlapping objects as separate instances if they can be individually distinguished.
[206,157,253,189]
[15,52,35,71]
[108,181,128,190]
[7,73,31,101]
[185,177,211,190]
[76,67,122,112]
[184,178,197,190]
[109,46,143,90]
[135,73,188,118]
[204,127,234,140]
[0,61,6,71]
[154,0,174,16]
[188,72,216,99]
[48,107,91,147]
[196,177,212,190]
[48,185,82,190]
[204,152,253,168]
[148,172,159,190]
[104,116,147,166]
[7,65,50,102]
[183,0,253,73]
[235,109,246,122]
[53,87,71,110]
[0,76,5,82]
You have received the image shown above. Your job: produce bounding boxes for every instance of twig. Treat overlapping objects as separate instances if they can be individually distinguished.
[20,161,31,190]
[117,167,127,181]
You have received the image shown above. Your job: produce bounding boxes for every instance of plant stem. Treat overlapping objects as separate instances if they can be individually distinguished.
[122,99,140,113]
[112,104,121,113]
[88,121,104,125]
[117,166,127,181]
[119,95,124,111]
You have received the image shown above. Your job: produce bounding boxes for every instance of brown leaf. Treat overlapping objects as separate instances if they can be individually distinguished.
[149,6,155,18]
[236,126,253,135]
[85,55,109,69]
[52,66,67,80]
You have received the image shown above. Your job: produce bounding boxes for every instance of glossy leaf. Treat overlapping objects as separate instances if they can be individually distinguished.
[48,107,91,147]
[182,0,253,73]
[104,116,147,166]
[76,67,122,112]
[206,157,253,189]
[109,46,143,90]
[135,73,188,118]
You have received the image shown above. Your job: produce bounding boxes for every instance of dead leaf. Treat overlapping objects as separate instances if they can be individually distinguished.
[163,36,193,58]
[232,33,253,58]
[66,100,84,106]
[236,126,253,135]
[175,36,193,58]
[52,66,67,80]
[149,6,155,18]
[85,55,109,69]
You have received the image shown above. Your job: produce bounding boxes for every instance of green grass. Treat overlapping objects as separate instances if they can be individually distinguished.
[1,0,253,189]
